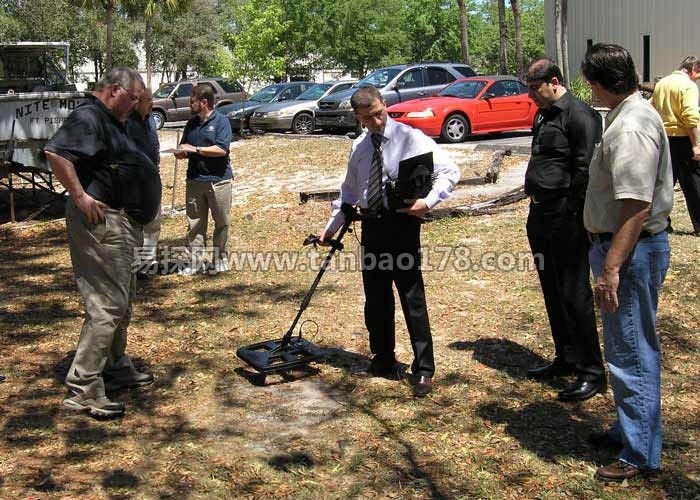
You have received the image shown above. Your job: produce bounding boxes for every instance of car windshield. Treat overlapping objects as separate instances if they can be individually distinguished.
[249,85,285,102]
[354,68,403,89]
[438,80,487,98]
[296,83,332,100]
[154,84,176,98]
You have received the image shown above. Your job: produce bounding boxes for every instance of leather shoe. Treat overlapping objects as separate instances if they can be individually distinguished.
[595,460,657,482]
[526,358,575,379]
[352,357,398,379]
[413,375,432,397]
[588,431,623,450]
[0,374,5,382]
[557,375,606,401]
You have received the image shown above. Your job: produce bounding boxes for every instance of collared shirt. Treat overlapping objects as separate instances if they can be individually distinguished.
[584,92,673,235]
[524,91,602,206]
[651,70,700,136]
[44,95,161,224]
[126,111,160,168]
[324,117,459,234]
[181,110,233,182]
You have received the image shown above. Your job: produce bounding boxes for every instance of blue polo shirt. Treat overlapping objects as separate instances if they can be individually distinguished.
[181,110,233,182]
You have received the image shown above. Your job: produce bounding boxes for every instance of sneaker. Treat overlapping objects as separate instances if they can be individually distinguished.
[103,370,154,391]
[178,264,204,276]
[211,258,229,274]
[63,393,125,417]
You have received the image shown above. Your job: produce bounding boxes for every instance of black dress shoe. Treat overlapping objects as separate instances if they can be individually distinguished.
[558,375,606,401]
[413,375,432,397]
[527,358,575,379]
[0,374,5,382]
[352,356,398,379]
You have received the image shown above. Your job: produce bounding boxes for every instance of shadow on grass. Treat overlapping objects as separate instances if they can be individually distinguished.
[448,337,569,390]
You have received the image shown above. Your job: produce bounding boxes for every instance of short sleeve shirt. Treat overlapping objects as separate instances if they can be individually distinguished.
[181,110,233,182]
[584,92,673,234]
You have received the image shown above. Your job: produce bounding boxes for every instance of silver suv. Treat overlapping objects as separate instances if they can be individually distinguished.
[315,62,476,134]
[151,77,247,129]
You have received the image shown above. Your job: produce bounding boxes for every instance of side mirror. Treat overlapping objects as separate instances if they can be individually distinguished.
[394,82,406,90]
[482,93,496,100]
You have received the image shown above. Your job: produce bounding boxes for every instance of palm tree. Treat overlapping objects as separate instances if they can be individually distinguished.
[497,0,507,74]
[139,0,189,88]
[510,0,522,72]
[456,0,469,65]
[83,0,118,69]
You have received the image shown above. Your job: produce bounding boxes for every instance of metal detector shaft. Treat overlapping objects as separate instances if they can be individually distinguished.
[279,214,355,346]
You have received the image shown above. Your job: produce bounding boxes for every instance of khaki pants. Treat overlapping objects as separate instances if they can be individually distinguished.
[64,200,143,398]
[140,201,161,265]
[185,179,232,265]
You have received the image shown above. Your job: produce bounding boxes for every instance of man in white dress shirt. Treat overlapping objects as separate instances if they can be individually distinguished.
[320,86,459,397]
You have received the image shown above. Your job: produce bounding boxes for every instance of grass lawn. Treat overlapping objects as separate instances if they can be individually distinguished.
[0,134,698,499]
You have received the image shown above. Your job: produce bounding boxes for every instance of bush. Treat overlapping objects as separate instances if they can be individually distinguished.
[569,74,593,105]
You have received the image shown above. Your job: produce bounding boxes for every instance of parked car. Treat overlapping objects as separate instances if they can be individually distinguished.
[217,82,315,132]
[151,77,246,129]
[315,62,476,134]
[248,80,356,134]
[386,75,538,143]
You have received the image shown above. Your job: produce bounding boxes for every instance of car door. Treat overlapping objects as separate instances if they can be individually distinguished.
[393,68,427,104]
[475,80,529,130]
[173,83,193,120]
[423,66,458,97]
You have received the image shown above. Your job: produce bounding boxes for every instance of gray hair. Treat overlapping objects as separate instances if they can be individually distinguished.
[97,66,144,91]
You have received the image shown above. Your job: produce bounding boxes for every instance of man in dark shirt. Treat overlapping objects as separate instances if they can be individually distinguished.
[126,87,161,279]
[174,84,233,275]
[45,66,161,418]
[522,58,605,401]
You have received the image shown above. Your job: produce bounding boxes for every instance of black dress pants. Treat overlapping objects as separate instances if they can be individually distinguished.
[361,214,434,377]
[669,136,700,233]
[526,197,604,377]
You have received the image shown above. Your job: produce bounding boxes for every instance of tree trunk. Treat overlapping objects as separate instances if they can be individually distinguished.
[145,17,153,88]
[554,0,563,71]
[561,0,569,83]
[510,0,522,72]
[497,0,508,74]
[457,0,469,65]
[105,0,114,69]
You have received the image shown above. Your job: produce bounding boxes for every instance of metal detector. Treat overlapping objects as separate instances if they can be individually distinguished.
[236,204,358,375]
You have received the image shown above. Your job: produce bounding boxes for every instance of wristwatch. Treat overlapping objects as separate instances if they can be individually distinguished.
[196,147,201,154]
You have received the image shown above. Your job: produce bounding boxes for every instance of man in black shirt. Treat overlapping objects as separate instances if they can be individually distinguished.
[523,58,605,401]
[45,66,161,418]
[126,87,161,279]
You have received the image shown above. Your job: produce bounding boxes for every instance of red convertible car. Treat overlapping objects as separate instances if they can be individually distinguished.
[387,75,538,143]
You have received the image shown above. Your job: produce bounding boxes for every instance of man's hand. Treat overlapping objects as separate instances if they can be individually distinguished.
[175,143,196,159]
[397,199,430,217]
[317,230,335,247]
[594,268,620,313]
[692,145,700,161]
[74,192,107,224]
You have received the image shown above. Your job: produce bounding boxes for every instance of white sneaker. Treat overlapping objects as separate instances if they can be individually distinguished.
[177,264,204,276]
[211,259,229,274]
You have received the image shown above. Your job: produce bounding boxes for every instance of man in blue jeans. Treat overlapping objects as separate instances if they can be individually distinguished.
[581,44,673,482]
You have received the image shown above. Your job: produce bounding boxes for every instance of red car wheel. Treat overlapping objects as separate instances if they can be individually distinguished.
[441,114,470,143]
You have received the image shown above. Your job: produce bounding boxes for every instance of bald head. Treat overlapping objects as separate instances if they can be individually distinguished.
[136,87,154,120]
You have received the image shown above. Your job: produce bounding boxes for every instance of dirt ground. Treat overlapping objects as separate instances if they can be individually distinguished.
[0,134,698,499]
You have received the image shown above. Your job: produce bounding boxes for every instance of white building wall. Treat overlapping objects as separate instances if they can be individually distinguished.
[545,0,700,83]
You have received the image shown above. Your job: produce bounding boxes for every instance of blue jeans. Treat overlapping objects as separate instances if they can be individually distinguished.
[589,231,670,470]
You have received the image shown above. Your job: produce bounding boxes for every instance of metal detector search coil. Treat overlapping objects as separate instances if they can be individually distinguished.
[236,204,358,375]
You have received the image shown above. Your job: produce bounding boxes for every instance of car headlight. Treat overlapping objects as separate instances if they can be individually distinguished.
[338,100,352,110]
[406,108,435,118]
[267,111,290,117]
[227,110,241,118]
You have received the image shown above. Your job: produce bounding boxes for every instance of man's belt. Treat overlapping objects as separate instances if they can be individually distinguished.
[588,230,655,244]
[528,192,566,204]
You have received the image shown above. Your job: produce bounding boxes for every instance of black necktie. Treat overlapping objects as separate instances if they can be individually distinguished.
[367,133,383,212]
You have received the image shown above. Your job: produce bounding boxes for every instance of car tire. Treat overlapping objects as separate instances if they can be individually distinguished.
[291,113,314,134]
[441,114,469,143]
[153,110,166,130]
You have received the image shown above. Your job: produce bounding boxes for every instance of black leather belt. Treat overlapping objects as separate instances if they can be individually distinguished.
[588,230,655,244]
